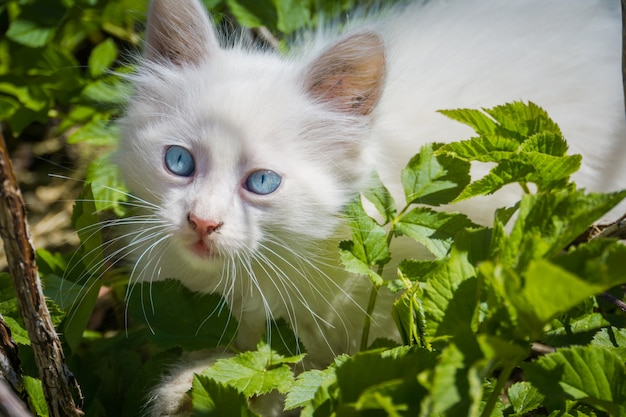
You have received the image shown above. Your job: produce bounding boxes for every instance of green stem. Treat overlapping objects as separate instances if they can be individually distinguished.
[520,182,532,194]
[360,283,380,351]
[481,362,515,417]
[359,204,408,351]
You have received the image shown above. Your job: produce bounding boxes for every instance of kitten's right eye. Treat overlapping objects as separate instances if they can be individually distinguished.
[165,145,195,177]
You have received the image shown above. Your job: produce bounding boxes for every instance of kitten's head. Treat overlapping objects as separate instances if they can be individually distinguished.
[115,0,386,274]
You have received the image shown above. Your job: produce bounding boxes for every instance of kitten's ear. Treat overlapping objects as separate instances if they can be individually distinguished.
[304,32,386,116]
[145,0,219,66]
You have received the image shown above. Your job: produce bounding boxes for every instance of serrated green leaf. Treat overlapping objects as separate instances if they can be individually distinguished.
[546,313,610,348]
[2,316,30,346]
[485,101,562,141]
[392,282,427,347]
[343,198,390,268]
[438,135,518,162]
[338,242,384,285]
[438,108,497,136]
[518,131,568,156]
[363,172,397,224]
[401,143,471,206]
[397,259,441,282]
[590,327,626,361]
[507,381,545,416]
[127,280,237,351]
[523,346,626,415]
[455,152,580,201]
[419,343,465,414]
[191,374,258,417]
[23,376,48,417]
[335,346,435,411]
[285,368,337,411]
[394,207,474,258]
[501,189,626,268]
[89,38,118,78]
[85,154,128,215]
[206,343,300,397]
[482,258,619,340]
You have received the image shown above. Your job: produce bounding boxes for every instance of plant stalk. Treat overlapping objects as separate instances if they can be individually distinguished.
[480,362,515,417]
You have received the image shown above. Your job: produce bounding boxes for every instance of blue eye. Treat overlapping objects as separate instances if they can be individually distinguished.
[165,145,195,177]
[245,170,282,195]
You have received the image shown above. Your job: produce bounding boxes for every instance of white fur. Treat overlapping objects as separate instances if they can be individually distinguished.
[115,0,625,415]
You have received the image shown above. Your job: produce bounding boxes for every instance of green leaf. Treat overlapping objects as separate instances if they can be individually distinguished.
[343,197,390,268]
[392,282,427,347]
[523,346,626,415]
[438,135,519,163]
[68,120,119,146]
[394,207,475,258]
[275,0,311,34]
[3,316,30,346]
[71,183,103,267]
[507,381,545,416]
[438,108,497,136]
[401,143,471,206]
[127,280,237,351]
[206,342,301,397]
[338,242,384,285]
[335,346,435,412]
[6,0,66,47]
[420,243,478,342]
[363,172,397,224]
[591,328,626,361]
[285,367,337,411]
[23,376,48,417]
[81,75,130,104]
[191,374,258,417]
[88,38,118,78]
[485,101,562,141]
[501,189,626,268]
[226,0,277,30]
[85,155,128,215]
[418,343,466,414]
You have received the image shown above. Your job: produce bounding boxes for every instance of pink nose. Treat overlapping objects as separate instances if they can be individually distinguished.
[187,213,223,236]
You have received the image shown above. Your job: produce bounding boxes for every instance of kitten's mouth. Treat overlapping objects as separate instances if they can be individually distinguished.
[190,239,215,259]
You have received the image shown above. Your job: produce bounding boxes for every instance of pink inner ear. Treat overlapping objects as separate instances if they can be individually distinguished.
[304,32,386,116]
[145,0,220,66]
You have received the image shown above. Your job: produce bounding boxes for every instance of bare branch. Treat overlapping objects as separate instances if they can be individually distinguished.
[0,131,83,417]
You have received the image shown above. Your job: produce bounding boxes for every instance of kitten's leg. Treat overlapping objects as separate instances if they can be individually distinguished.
[146,349,234,417]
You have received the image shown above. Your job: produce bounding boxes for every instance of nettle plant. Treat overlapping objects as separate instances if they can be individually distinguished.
[3,101,626,416]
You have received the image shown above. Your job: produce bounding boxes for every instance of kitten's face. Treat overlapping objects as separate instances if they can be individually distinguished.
[118,63,346,268]
[115,0,385,279]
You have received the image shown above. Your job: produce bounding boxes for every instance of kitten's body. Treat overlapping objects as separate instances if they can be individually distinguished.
[115,0,625,414]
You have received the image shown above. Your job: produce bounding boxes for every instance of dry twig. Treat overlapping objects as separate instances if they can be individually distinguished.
[0,131,82,417]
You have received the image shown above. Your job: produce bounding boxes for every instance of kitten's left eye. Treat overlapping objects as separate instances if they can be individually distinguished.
[245,170,282,195]
[165,145,195,177]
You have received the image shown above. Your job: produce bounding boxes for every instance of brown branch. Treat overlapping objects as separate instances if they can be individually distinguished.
[0,131,82,417]
[0,315,21,392]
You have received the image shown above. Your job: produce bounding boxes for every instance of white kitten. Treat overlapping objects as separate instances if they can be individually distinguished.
[115,0,625,414]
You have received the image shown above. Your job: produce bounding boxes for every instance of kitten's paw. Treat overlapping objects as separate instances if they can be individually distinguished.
[146,349,234,417]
